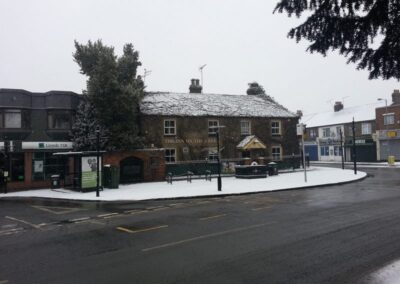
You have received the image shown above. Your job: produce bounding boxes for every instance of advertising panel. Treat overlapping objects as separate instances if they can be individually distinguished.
[81,156,102,189]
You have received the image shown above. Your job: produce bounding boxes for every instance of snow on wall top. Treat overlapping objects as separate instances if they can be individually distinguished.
[140,92,297,118]
[301,101,385,128]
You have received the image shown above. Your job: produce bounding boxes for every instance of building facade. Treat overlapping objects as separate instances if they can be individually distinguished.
[303,101,383,162]
[0,89,80,190]
[375,90,400,161]
[140,81,299,165]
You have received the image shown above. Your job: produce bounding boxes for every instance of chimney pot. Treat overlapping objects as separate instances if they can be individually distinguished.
[334,101,343,112]
[189,78,202,93]
[392,89,400,105]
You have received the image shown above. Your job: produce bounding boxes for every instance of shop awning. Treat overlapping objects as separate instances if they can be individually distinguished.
[237,135,266,150]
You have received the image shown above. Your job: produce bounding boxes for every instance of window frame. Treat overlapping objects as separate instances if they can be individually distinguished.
[165,148,176,163]
[207,148,219,162]
[271,146,282,161]
[3,109,22,129]
[240,120,251,135]
[164,119,176,136]
[271,120,281,135]
[383,113,395,126]
[47,110,72,130]
[322,128,331,138]
[208,119,219,135]
[361,123,372,135]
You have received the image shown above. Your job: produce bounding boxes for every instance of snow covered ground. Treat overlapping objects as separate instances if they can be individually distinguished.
[0,167,366,202]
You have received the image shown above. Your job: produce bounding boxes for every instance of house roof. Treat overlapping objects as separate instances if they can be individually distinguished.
[301,101,386,128]
[140,92,297,118]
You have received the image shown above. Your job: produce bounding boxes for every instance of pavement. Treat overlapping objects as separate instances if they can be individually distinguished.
[0,167,367,201]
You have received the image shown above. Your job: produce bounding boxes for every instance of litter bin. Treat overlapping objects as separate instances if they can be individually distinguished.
[103,165,119,189]
[388,156,396,166]
[51,174,61,189]
[267,162,278,176]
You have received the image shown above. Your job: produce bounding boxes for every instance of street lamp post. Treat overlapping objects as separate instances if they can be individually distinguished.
[96,127,100,197]
[378,98,389,162]
[216,128,222,191]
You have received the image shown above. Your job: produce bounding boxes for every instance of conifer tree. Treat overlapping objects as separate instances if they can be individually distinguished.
[275,0,400,80]
[72,40,144,151]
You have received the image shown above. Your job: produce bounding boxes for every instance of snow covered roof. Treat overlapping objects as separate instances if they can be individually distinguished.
[237,135,266,150]
[140,92,297,118]
[301,101,385,128]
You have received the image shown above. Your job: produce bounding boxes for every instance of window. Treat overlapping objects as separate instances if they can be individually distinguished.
[240,120,251,135]
[165,148,176,163]
[336,126,342,137]
[320,146,329,156]
[334,146,342,156]
[271,146,282,160]
[4,110,21,128]
[164,120,176,135]
[322,128,331,138]
[32,152,68,181]
[48,111,71,129]
[9,153,25,181]
[208,148,219,162]
[384,113,395,125]
[361,123,372,135]
[208,120,219,135]
[309,129,317,138]
[271,121,281,135]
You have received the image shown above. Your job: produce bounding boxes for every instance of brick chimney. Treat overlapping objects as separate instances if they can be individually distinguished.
[334,101,343,112]
[189,78,202,93]
[296,110,303,118]
[392,89,400,105]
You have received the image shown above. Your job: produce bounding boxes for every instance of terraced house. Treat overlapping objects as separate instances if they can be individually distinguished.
[140,80,299,167]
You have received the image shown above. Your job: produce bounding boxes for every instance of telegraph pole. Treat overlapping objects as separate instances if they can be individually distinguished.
[340,128,344,170]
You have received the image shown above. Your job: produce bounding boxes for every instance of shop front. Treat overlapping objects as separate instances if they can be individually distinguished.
[0,141,73,191]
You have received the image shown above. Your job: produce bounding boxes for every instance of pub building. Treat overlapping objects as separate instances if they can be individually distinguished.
[0,89,79,191]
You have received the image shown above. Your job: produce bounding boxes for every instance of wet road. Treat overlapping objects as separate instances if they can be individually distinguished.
[1,167,400,283]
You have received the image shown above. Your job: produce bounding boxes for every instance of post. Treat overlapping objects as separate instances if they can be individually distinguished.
[96,128,100,197]
[340,128,344,170]
[3,139,9,194]
[352,118,357,175]
[301,127,307,182]
[216,129,222,191]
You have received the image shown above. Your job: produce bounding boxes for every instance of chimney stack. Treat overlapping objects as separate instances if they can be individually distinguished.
[189,78,202,93]
[392,89,400,105]
[296,110,303,118]
[334,101,343,112]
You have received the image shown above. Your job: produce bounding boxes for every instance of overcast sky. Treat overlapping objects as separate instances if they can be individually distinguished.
[0,0,398,114]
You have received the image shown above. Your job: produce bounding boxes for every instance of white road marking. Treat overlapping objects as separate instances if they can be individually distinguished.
[31,205,85,215]
[98,213,119,218]
[117,225,168,234]
[142,222,275,252]
[5,216,41,229]
[69,217,90,223]
[199,214,227,221]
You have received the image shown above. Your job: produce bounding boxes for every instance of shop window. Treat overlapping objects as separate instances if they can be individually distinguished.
[32,152,68,181]
[165,148,176,163]
[334,146,342,156]
[240,120,251,135]
[164,120,176,135]
[208,120,219,135]
[320,146,329,156]
[271,121,281,135]
[48,111,71,129]
[9,153,25,181]
[271,146,282,160]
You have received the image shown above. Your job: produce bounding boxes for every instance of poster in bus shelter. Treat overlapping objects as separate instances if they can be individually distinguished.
[81,156,102,189]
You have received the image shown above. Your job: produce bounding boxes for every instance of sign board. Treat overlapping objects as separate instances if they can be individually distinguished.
[387,131,397,138]
[34,160,44,173]
[22,142,73,150]
[81,156,102,189]
[296,124,305,136]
